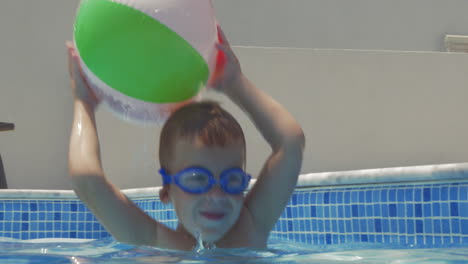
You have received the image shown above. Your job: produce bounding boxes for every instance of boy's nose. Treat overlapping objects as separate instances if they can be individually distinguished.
[207,184,224,196]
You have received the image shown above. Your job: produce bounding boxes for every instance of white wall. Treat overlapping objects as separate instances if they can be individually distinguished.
[1,0,468,189]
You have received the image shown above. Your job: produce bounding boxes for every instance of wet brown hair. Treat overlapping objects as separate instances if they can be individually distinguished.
[159,100,246,168]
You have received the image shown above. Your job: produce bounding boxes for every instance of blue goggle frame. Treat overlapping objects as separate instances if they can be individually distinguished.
[159,167,251,195]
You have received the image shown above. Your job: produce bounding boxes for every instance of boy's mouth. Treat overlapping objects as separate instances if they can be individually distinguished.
[200,211,225,221]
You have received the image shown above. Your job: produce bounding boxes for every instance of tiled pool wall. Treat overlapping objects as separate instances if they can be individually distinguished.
[0,179,467,247]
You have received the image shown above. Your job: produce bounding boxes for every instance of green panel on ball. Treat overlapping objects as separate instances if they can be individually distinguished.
[74,0,209,103]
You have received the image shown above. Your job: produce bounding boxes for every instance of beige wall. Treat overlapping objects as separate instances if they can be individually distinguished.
[1,0,468,189]
[213,0,468,51]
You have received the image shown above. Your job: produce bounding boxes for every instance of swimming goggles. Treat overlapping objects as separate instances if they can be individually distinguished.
[159,167,251,195]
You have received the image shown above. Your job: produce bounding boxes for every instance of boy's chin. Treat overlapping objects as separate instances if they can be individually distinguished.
[189,227,227,243]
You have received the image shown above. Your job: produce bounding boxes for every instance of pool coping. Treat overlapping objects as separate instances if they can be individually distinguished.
[0,163,467,199]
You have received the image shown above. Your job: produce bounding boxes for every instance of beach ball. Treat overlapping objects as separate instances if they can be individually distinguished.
[73,0,218,124]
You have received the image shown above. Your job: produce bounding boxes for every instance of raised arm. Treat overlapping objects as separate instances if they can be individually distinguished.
[210,30,305,235]
[66,42,170,246]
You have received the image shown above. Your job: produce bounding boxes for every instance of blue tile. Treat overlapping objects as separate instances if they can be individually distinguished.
[337,205,344,217]
[291,194,297,205]
[0,212,3,221]
[423,188,431,202]
[13,212,20,221]
[399,220,406,233]
[450,202,459,216]
[346,220,352,232]
[22,212,29,221]
[405,189,414,201]
[424,219,433,233]
[432,188,440,201]
[443,236,451,245]
[310,193,316,204]
[343,206,350,218]
[330,206,337,218]
[389,189,396,202]
[54,212,61,221]
[381,204,389,217]
[372,190,380,202]
[452,218,460,234]
[382,219,390,232]
[426,236,434,245]
[415,204,422,217]
[416,220,423,233]
[423,204,432,217]
[352,205,359,217]
[384,235,391,243]
[326,233,332,244]
[450,187,458,200]
[432,219,442,234]
[323,192,329,204]
[416,235,424,245]
[30,202,37,211]
[351,191,359,203]
[365,190,372,202]
[344,192,350,204]
[373,204,381,216]
[432,203,441,216]
[352,219,360,232]
[339,235,346,243]
[376,235,383,243]
[460,202,468,217]
[21,223,29,231]
[316,206,323,218]
[441,203,450,216]
[366,205,373,217]
[337,192,343,203]
[397,189,405,202]
[310,206,316,217]
[408,236,415,245]
[389,204,396,217]
[441,187,449,200]
[298,207,304,218]
[381,190,388,202]
[316,193,323,203]
[374,219,382,232]
[331,192,338,204]
[414,189,422,202]
[442,220,450,234]
[462,220,468,235]
[353,234,360,242]
[360,219,367,232]
[460,186,468,201]
[390,219,398,233]
[324,207,330,218]
[359,191,365,202]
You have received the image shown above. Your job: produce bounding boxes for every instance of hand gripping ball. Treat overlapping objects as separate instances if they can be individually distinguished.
[73,0,218,124]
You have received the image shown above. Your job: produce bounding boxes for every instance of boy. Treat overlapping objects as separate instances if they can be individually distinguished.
[67,28,305,250]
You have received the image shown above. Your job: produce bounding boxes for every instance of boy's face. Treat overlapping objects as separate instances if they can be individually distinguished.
[163,138,246,243]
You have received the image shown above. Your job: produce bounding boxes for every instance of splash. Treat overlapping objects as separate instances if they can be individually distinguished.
[194,230,216,253]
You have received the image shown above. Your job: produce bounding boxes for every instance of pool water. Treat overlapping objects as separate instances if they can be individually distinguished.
[0,237,466,263]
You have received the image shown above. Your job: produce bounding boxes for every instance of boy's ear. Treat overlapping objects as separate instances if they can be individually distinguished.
[159,186,171,204]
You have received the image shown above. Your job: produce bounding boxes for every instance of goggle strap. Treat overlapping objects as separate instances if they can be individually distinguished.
[159,168,172,185]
